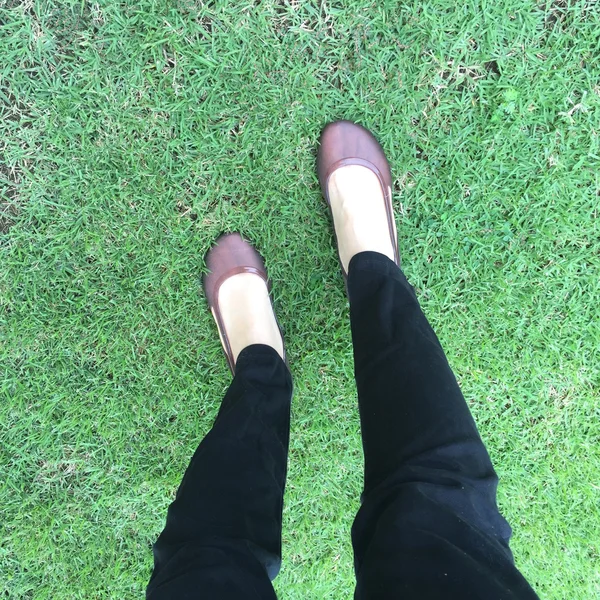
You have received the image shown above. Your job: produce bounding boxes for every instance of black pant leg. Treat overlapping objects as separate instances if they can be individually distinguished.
[347,251,538,600]
[147,344,292,600]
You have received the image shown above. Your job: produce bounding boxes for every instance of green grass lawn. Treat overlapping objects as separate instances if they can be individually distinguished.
[2,0,599,597]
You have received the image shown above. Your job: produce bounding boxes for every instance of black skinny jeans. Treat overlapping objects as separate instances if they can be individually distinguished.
[147,252,539,599]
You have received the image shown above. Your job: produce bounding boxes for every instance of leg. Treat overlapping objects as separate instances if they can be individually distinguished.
[316,121,538,599]
[147,345,292,599]
[348,252,538,599]
[148,234,290,599]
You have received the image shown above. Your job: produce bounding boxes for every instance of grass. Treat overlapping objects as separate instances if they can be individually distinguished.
[1,0,599,597]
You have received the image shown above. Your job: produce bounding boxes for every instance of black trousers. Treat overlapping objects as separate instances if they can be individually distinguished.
[147,252,538,599]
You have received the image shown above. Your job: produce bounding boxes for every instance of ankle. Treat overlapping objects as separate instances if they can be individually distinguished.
[217,273,284,363]
[328,166,396,271]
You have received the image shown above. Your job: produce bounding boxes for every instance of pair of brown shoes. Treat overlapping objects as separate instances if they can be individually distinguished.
[204,121,399,372]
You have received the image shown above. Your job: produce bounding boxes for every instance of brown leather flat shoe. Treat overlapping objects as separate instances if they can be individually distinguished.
[316,120,400,277]
[203,233,285,373]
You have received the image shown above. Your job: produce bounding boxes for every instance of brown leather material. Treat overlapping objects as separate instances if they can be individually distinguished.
[317,120,400,278]
[203,233,284,373]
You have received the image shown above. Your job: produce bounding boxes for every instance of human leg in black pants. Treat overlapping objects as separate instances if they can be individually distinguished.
[147,234,291,599]
[348,251,539,599]
[147,345,291,600]
[317,120,538,599]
